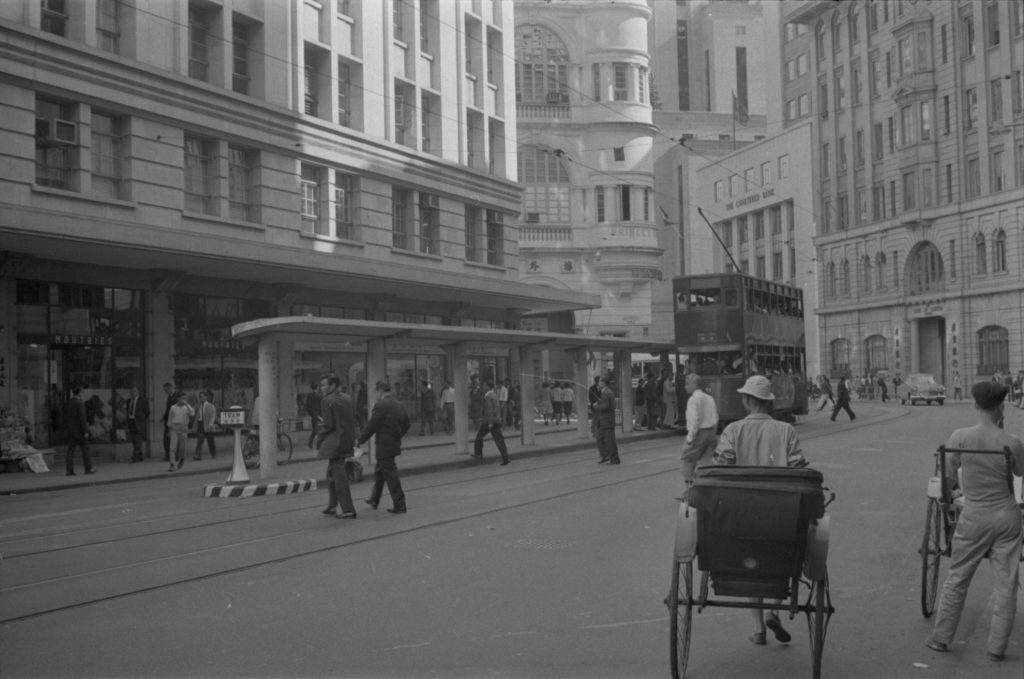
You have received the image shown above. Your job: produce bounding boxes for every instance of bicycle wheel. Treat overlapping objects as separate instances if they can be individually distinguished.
[807,575,828,679]
[668,558,693,679]
[919,498,942,617]
[276,433,293,465]
[242,435,260,469]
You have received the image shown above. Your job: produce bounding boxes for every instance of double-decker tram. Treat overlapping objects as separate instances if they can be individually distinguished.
[674,273,808,425]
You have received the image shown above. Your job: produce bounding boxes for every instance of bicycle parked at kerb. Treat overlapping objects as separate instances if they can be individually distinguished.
[241,418,293,469]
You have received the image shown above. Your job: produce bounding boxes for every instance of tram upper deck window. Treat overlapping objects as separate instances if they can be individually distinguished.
[688,287,721,307]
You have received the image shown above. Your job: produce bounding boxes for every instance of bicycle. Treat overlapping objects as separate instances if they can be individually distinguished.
[241,418,293,469]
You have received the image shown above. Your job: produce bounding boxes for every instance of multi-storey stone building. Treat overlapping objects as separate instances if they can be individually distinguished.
[786,0,1024,387]
[0,0,605,454]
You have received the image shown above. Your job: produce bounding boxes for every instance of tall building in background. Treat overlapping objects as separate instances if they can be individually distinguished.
[515,0,661,352]
[0,0,598,453]
[785,0,1024,387]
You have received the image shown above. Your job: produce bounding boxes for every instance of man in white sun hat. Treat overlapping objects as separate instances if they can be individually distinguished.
[713,374,808,647]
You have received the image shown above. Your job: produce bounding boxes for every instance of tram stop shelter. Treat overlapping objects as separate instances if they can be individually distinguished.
[232,316,674,477]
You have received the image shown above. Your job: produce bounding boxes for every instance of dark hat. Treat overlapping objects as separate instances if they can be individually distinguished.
[375,381,391,392]
[970,381,1008,410]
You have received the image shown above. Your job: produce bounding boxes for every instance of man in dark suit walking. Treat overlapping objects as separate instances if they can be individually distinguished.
[126,386,150,462]
[830,375,856,422]
[473,380,510,465]
[64,386,94,476]
[315,373,358,519]
[357,381,411,514]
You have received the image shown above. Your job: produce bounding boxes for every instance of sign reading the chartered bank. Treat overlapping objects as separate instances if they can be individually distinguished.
[725,188,774,212]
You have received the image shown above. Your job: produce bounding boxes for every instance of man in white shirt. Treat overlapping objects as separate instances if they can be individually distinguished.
[680,373,719,489]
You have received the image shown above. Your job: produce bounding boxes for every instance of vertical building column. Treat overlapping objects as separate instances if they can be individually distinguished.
[364,337,387,459]
[277,339,297,419]
[909,319,919,373]
[518,346,536,446]
[0,277,14,414]
[616,349,634,433]
[148,289,175,457]
[451,342,470,455]
[257,333,279,477]
[573,350,589,439]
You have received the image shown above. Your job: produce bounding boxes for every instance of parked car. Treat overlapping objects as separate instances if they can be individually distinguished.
[897,373,946,405]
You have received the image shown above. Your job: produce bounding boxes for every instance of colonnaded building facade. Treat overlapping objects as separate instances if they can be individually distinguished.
[785,0,1024,387]
[0,0,602,455]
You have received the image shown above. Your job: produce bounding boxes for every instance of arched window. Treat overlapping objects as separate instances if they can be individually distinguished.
[977,325,1009,374]
[974,232,987,274]
[518,146,571,223]
[840,259,850,295]
[993,229,1006,272]
[831,338,851,377]
[875,251,887,289]
[907,241,945,294]
[865,335,887,373]
[515,25,569,104]
[815,21,826,60]
[862,255,872,292]
[827,261,837,297]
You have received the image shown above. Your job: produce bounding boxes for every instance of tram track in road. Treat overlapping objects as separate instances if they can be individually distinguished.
[0,442,676,625]
[1,406,910,626]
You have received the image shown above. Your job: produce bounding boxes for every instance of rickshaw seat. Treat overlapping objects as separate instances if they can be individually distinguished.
[689,466,826,597]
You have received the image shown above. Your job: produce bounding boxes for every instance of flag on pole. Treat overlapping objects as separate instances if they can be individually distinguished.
[732,91,749,126]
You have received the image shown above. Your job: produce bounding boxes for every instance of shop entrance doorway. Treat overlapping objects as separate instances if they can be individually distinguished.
[916,317,946,383]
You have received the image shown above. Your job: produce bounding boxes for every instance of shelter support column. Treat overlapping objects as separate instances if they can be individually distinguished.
[573,349,589,439]
[616,349,634,433]
[909,320,919,374]
[257,333,279,478]
[518,346,536,446]
[452,343,469,455]
[277,339,296,419]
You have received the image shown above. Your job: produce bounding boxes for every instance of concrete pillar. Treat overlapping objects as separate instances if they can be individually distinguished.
[452,343,469,455]
[573,349,589,439]
[909,319,919,373]
[616,349,634,433]
[0,277,14,415]
[277,339,297,419]
[148,289,175,458]
[518,345,536,446]
[257,334,279,478]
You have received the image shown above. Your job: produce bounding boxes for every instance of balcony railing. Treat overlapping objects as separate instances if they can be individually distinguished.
[520,225,572,243]
[516,103,571,119]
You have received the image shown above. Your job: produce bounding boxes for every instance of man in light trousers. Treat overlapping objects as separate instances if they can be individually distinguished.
[680,373,719,493]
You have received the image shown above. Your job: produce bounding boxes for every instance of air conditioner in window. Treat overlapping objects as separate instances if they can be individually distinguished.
[35,118,77,145]
[525,212,541,223]
[546,91,567,104]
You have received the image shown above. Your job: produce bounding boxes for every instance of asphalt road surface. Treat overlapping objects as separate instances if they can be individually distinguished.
[1,401,1022,679]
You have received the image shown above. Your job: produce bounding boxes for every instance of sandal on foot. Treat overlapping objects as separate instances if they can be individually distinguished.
[765,614,791,643]
[749,632,767,646]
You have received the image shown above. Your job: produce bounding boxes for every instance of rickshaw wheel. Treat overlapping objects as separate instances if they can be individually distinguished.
[919,498,942,617]
[668,558,693,679]
[807,574,828,679]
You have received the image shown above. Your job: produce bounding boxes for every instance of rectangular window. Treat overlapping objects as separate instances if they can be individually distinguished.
[41,0,68,36]
[965,88,978,131]
[592,64,601,102]
[873,121,884,160]
[613,63,628,101]
[638,66,647,104]
[945,163,953,203]
[855,129,865,166]
[940,24,948,64]
[97,0,121,53]
[232,21,250,95]
[991,148,1005,191]
[821,142,831,179]
[889,180,897,215]
[333,171,354,239]
[852,61,862,105]
[338,61,352,126]
[761,161,771,185]
[1017,141,1024,188]
[485,210,503,266]
[922,166,933,207]
[35,100,75,190]
[870,52,881,97]
[619,185,631,221]
[418,192,439,254]
[872,182,885,221]
[899,37,912,77]
[714,180,724,202]
[916,30,931,71]
[920,101,932,140]
[855,187,867,224]
[1014,1,1024,38]
[772,251,783,280]
[779,154,789,179]
[966,156,980,198]
[819,79,828,114]
[990,78,1003,121]
[837,193,848,229]
[392,0,404,42]
[229,147,257,223]
[798,93,809,117]
[770,205,782,234]
[756,256,766,279]
[962,12,975,56]
[753,212,764,239]
[943,95,950,134]
[835,68,846,109]
[986,2,1000,47]
[188,5,210,81]
[730,175,740,196]
[838,136,847,173]
[421,94,431,153]
[1013,70,1023,115]
[301,163,323,233]
[822,198,831,233]
[91,112,122,200]
[738,216,748,243]
[885,50,892,88]
[184,136,214,215]
[465,206,481,262]
[596,186,605,222]
[900,105,914,145]
[949,239,956,278]
[797,53,808,76]
[392,187,411,249]
[903,171,915,209]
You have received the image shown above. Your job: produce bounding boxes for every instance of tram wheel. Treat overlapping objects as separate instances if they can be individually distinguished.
[807,574,828,679]
[919,498,942,617]
[668,558,693,679]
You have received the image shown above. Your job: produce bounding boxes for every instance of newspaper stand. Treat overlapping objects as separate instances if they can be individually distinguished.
[220,406,249,484]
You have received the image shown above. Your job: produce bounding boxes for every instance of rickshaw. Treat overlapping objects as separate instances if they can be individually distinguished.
[919,445,1024,617]
[667,466,836,679]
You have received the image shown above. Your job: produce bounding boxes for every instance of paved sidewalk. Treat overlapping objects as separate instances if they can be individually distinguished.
[0,422,681,495]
